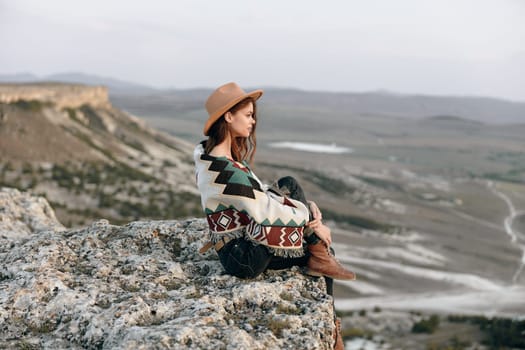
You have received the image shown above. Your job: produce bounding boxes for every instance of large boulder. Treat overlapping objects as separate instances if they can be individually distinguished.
[0,187,65,240]
[0,188,335,349]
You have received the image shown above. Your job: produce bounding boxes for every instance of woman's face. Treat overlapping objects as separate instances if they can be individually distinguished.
[226,102,255,138]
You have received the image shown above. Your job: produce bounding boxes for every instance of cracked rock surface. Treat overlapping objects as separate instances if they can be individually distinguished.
[0,188,335,349]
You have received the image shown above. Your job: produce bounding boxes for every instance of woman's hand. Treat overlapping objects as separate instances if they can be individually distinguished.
[307,221,332,247]
[306,200,331,245]
[308,200,323,221]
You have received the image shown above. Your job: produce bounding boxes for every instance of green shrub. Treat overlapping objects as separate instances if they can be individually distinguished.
[51,164,76,188]
[341,327,369,339]
[478,317,525,348]
[446,314,525,348]
[11,99,52,112]
[21,163,33,174]
[64,107,81,123]
[412,314,440,334]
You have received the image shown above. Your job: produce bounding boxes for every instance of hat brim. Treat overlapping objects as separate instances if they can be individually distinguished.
[203,89,263,136]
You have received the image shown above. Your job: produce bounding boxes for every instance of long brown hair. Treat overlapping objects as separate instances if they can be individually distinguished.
[205,97,258,164]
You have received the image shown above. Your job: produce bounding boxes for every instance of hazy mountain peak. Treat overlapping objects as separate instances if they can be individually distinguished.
[0,72,158,95]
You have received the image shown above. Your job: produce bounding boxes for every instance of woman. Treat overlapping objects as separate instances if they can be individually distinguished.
[194,82,356,282]
[194,82,352,349]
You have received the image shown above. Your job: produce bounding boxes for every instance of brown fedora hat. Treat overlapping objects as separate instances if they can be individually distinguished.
[204,82,263,136]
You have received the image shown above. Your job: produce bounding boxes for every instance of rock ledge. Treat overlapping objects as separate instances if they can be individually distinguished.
[0,188,335,349]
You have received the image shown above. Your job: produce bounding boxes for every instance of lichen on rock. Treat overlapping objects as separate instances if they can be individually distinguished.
[0,188,336,349]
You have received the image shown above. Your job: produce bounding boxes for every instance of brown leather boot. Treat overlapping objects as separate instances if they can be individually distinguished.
[334,317,344,350]
[306,242,356,280]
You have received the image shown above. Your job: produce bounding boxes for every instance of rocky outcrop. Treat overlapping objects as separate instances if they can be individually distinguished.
[0,83,110,109]
[0,188,335,349]
[0,188,65,240]
[0,83,200,227]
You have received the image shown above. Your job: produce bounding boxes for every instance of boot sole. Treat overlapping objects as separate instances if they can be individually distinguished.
[305,268,357,281]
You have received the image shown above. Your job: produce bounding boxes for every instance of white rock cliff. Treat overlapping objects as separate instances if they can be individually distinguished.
[0,188,336,349]
[0,83,110,109]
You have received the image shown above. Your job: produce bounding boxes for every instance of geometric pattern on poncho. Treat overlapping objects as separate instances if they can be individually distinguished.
[206,207,304,249]
[206,203,304,228]
[246,220,303,249]
[201,153,263,199]
[206,208,250,232]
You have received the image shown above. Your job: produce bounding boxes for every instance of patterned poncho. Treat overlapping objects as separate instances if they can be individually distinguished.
[193,143,309,257]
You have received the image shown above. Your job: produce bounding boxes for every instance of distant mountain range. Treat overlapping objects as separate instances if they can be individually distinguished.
[1,72,524,124]
[0,72,158,95]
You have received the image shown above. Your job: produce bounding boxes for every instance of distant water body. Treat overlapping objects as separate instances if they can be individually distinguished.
[268,142,353,154]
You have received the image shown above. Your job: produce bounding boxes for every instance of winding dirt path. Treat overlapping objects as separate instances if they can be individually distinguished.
[487,180,525,283]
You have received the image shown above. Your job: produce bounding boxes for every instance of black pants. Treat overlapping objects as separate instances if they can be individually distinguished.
[217,176,333,295]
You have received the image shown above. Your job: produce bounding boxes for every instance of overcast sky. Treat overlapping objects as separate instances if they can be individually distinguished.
[1,0,524,101]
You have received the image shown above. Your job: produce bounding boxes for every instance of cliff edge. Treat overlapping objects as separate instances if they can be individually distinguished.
[0,188,335,349]
[0,82,200,227]
[0,83,110,109]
